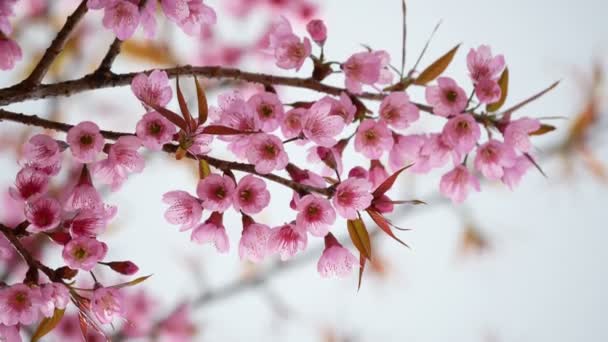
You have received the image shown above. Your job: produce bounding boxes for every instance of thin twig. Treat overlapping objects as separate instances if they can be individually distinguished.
[400,0,407,77]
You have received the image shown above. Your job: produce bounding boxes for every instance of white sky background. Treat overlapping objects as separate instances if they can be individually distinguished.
[1,0,608,341]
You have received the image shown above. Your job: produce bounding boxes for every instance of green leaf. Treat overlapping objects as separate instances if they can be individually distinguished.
[110,274,152,289]
[31,308,65,342]
[347,219,372,260]
[414,44,460,85]
[194,76,208,125]
[366,210,409,248]
[487,67,509,112]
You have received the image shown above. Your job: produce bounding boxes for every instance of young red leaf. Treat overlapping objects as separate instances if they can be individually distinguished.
[501,80,560,115]
[176,76,196,131]
[413,44,460,85]
[146,103,189,133]
[372,164,413,198]
[524,152,547,178]
[194,76,208,125]
[357,253,366,291]
[201,125,253,135]
[347,219,372,260]
[529,123,556,136]
[366,209,410,248]
[487,67,509,112]
[31,308,65,342]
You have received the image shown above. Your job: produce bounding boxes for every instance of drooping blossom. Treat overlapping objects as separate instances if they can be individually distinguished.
[162,190,202,231]
[91,287,125,324]
[425,77,468,117]
[66,208,110,238]
[267,223,307,261]
[503,117,541,153]
[24,196,62,233]
[441,114,481,154]
[307,145,343,176]
[332,177,373,219]
[39,283,69,318]
[101,0,140,41]
[317,233,358,278]
[475,78,501,104]
[20,134,62,172]
[246,133,289,174]
[306,19,327,45]
[67,121,105,163]
[232,175,270,214]
[302,100,345,147]
[191,212,229,253]
[342,50,393,94]
[131,70,173,108]
[239,215,271,263]
[0,284,42,326]
[354,119,393,159]
[324,92,357,124]
[196,174,235,212]
[474,139,517,180]
[9,167,49,201]
[247,91,285,132]
[136,111,177,150]
[92,136,145,191]
[0,37,22,71]
[296,194,336,237]
[439,165,480,203]
[467,45,505,83]
[368,159,389,189]
[281,107,306,139]
[62,237,108,271]
[379,92,420,129]
[501,156,532,190]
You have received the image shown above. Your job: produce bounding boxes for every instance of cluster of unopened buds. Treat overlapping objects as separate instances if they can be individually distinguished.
[0,0,558,340]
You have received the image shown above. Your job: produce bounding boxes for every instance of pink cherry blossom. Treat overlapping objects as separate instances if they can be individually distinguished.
[9,167,49,201]
[63,166,116,219]
[139,0,157,38]
[501,156,532,190]
[67,121,105,163]
[425,77,468,117]
[306,19,327,45]
[0,191,24,229]
[39,283,69,318]
[302,100,345,147]
[475,78,501,104]
[66,208,110,238]
[62,237,108,271]
[267,223,307,261]
[266,16,295,50]
[136,111,177,150]
[503,117,541,153]
[196,174,235,212]
[24,196,62,233]
[467,45,505,83]
[342,50,393,94]
[354,119,393,159]
[389,134,424,171]
[368,160,389,189]
[92,136,145,191]
[332,177,373,219]
[174,0,217,36]
[317,233,358,278]
[0,284,42,326]
[474,139,517,180]
[102,0,140,40]
[441,114,481,154]
[187,125,214,155]
[232,175,270,214]
[0,324,21,342]
[419,133,459,170]
[439,165,480,203]
[0,37,22,70]
[247,91,285,132]
[296,194,336,237]
[307,145,343,176]
[0,1,17,35]
[160,0,190,22]
[213,91,259,158]
[324,93,357,124]
[158,304,196,342]
[131,70,172,108]
[275,34,311,71]
[246,133,289,174]
[20,134,61,170]
[379,92,420,129]
[281,107,306,139]
[239,216,271,263]
[122,290,157,337]
[92,287,125,324]
[191,212,229,253]
[162,190,202,231]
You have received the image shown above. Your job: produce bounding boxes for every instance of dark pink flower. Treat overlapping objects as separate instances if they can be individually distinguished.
[162,190,202,231]
[136,111,177,150]
[62,237,108,271]
[0,37,22,70]
[439,165,480,203]
[9,167,49,201]
[0,284,43,326]
[92,287,125,324]
[191,212,229,253]
[306,19,327,45]
[232,175,270,215]
[247,91,285,132]
[354,119,393,159]
[379,92,420,129]
[246,133,289,174]
[296,194,336,237]
[24,196,61,232]
[342,50,393,94]
[302,100,345,147]
[92,136,145,191]
[67,121,105,163]
[441,114,481,155]
[332,177,373,219]
[503,117,541,153]
[267,223,307,261]
[467,45,505,83]
[474,139,517,180]
[317,233,358,278]
[281,107,306,139]
[239,216,271,263]
[131,70,173,108]
[425,77,467,117]
[196,174,235,212]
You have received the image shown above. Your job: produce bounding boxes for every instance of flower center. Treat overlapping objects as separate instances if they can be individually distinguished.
[73,247,88,260]
[445,90,458,103]
[80,134,93,146]
[263,144,277,158]
[215,187,226,199]
[259,105,273,118]
[364,130,377,142]
[148,121,162,135]
[306,205,321,220]
[239,189,251,202]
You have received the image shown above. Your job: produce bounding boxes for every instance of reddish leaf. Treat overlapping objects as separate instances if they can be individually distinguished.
[31,308,65,342]
[110,274,152,289]
[176,76,196,131]
[194,76,208,125]
[529,124,556,136]
[347,219,372,260]
[487,67,509,112]
[524,152,547,178]
[414,44,460,85]
[78,312,88,341]
[501,81,560,114]
[201,125,253,135]
[147,103,189,133]
[372,164,413,198]
[366,209,409,248]
[357,253,366,291]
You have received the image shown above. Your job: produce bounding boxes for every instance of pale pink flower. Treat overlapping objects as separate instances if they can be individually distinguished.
[160,0,190,22]
[9,167,49,201]
[92,136,145,191]
[158,304,196,342]
[162,190,202,231]
[354,119,393,159]
[441,114,481,154]
[503,117,541,153]
[317,233,358,278]
[474,139,517,180]
[0,191,24,229]
[332,177,373,219]
[267,223,307,261]
[266,16,294,50]
[66,208,110,238]
[467,45,505,83]
[62,237,108,271]
[302,100,345,147]
[342,50,393,94]
[248,91,285,132]
[20,134,61,170]
[91,287,125,324]
[122,290,157,337]
[307,145,343,176]
[232,175,270,214]
[0,1,17,35]
[191,212,229,253]
[67,121,105,163]
[239,216,271,263]
[0,284,42,326]
[418,133,459,170]
[0,38,22,70]
[425,77,468,117]
[296,194,336,237]
[275,34,311,71]
[136,111,177,150]
[139,0,157,38]
[389,134,425,171]
[196,174,235,212]
[102,0,140,40]
[306,19,327,45]
[174,0,217,36]
[281,107,306,139]
[131,70,172,108]
[246,133,289,174]
[24,196,61,233]
[368,159,389,189]
[39,283,69,318]
[501,156,532,190]
[475,78,501,104]
[324,93,356,124]
[0,324,21,342]
[379,92,420,129]
[213,91,259,158]
[187,125,214,155]
[439,165,480,203]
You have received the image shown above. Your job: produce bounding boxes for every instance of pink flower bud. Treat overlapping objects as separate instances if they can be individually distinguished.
[306,19,327,45]
[105,261,139,275]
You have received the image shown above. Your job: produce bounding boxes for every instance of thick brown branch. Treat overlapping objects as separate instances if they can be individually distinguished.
[22,1,89,87]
